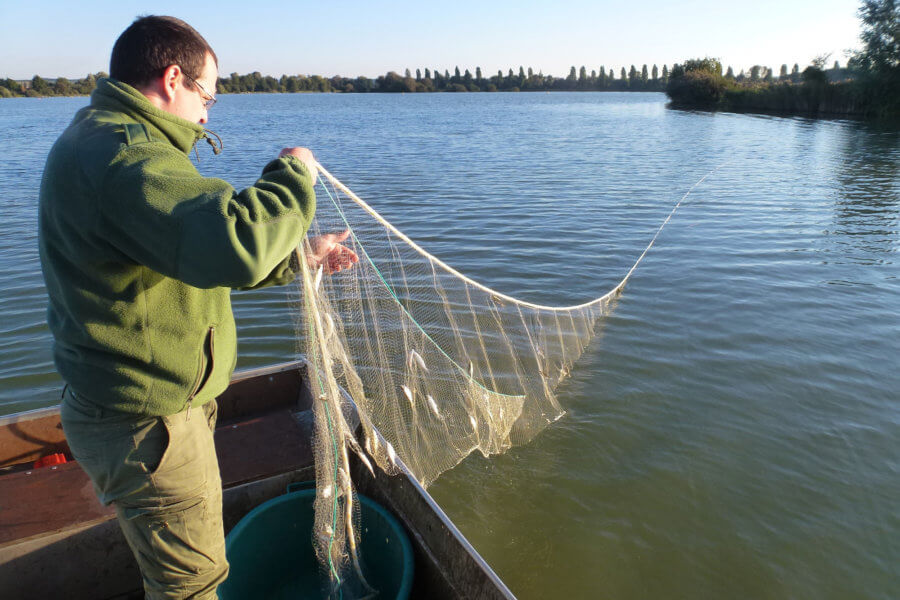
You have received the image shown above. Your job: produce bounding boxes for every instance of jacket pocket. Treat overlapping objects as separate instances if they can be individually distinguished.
[186,326,216,412]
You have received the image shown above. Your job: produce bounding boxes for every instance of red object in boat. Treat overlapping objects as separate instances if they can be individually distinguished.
[33,453,68,468]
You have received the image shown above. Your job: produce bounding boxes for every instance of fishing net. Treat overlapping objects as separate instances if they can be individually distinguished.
[294,162,704,596]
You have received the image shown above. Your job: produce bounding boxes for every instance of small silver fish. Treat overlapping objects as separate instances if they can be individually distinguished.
[401,385,415,409]
[321,485,332,498]
[386,442,398,468]
[469,415,477,430]
[426,394,441,419]
[408,349,428,372]
[324,313,335,339]
[357,451,375,477]
[468,361,474,379]
[366,430,379,455]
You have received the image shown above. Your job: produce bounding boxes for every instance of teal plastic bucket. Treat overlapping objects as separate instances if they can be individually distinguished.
[219,484,414,599]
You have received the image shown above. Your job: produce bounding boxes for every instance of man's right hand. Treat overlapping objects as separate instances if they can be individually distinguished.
[307,229,359,274]
[278,147,318,185]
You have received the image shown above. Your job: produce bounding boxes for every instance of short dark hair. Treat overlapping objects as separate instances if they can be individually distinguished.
[110,15,217,88]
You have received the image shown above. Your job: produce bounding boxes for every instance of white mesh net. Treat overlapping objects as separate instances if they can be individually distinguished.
[295,162,709,596]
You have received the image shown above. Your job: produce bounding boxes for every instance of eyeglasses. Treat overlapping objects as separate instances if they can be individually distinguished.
[183,73,217,109]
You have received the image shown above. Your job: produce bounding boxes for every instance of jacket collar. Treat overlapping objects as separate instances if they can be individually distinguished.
[91,78,206,155]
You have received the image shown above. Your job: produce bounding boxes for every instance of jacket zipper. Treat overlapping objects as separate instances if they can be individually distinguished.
[186,326,215,419]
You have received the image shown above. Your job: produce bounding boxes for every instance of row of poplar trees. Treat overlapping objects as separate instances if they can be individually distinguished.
[216,65,671,94]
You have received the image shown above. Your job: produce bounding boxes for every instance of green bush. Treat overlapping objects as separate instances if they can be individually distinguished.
[666,69,731,107]
[802,66,829,86]
[679,58,723,76]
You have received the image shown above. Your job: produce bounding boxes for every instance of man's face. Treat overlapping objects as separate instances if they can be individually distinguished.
[171,52,218,124]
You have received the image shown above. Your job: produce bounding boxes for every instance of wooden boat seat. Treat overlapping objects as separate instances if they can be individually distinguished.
[0,407,315,547]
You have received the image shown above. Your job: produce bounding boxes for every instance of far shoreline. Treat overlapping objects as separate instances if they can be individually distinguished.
[5,88,888,122]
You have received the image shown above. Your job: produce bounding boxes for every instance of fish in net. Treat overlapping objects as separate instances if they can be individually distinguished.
[294,162,715,596]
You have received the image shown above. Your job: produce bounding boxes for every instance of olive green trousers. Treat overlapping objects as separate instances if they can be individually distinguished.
[60,388,229,599]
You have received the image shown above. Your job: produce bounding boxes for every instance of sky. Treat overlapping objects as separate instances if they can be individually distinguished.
[0,0,863,80]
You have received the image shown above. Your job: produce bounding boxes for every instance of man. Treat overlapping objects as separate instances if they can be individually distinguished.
[38,15,355,599]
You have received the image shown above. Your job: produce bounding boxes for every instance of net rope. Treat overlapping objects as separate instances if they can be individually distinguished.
[296,162,722,596]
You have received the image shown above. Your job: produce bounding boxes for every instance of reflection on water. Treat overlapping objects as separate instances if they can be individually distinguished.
[830,123,900,263]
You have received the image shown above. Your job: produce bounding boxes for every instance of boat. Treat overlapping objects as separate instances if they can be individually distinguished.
[0,360,516,599]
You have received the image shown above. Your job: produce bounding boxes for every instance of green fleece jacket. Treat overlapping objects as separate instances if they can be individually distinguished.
[39,78,316,416]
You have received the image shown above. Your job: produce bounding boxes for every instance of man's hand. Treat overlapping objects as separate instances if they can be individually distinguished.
[278,147,318,185]
[307,230,359,274]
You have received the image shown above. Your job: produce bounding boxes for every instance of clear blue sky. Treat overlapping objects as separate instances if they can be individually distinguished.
[1,0,862,79]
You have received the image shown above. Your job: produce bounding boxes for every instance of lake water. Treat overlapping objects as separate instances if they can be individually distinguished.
[1,92,897,599]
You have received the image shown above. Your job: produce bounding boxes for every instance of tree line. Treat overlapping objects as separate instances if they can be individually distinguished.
[1,62,846,98]
[0,59,869,100]
[666,57,887,117]
[665,0,899,117]
[1,65,683,97]
[215,65,671,94]
[0,73,108,98]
